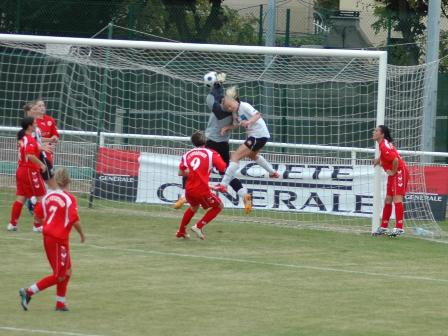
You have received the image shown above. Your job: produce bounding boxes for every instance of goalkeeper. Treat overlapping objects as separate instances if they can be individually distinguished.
[174,72,252,214]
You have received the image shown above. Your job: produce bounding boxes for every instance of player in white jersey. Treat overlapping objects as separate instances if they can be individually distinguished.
[214,86,279,193]
[174,73,252,213]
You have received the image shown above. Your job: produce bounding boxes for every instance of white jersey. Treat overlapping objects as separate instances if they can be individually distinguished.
[237,101,270,138]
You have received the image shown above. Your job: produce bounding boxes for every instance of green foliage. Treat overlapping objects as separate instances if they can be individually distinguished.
[123,0,257,43]
[0,0,256,44]
[0,0,123,36]
[372,0,448,65]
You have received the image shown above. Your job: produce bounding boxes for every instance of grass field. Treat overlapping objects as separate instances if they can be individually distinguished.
[1,195,448,336]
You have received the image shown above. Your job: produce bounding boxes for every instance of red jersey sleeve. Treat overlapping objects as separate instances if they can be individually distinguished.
[68,196,80,224]
[49,116,60,138]
[212,151,227,173]
[34,201,44,220]
[179,155,187,172]
[380,141,398,162]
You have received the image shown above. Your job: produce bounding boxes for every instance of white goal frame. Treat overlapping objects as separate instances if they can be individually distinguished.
[0,33,402,233]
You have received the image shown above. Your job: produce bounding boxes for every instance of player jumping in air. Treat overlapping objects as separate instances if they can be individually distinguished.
[19,167,85,312]
[174,72,253,213]
[31,98,59,190]
[372,125,410,237]
[213,86,279,194]
[176,130,227,240]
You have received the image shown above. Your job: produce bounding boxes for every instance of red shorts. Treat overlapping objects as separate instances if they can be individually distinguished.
[386,167,410,196]
[16,167,46,198]
[43,235,71,278]
[186,191,222,209]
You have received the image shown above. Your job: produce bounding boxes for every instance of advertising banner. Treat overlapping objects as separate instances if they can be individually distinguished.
[136,152,376,217]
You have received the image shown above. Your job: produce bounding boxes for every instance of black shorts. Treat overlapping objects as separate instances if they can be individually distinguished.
[244,137,268,152]
[206,140,230,165]
[39,154,54,181]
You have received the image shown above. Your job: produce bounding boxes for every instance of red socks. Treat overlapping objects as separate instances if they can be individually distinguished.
[178,207,195,233]
[10,201,23,225]
[381,203,392,228]
[197,207,222,229]
[394,202,404,229]
[57,276,70,298]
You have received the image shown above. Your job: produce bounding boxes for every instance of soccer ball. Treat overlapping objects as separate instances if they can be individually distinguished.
[203,71,217,87]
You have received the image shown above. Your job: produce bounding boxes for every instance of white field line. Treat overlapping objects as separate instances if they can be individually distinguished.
[2,235,448,284]
[0,326,106,336]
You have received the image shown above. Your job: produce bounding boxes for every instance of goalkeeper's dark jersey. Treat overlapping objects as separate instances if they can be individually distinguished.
[205,84,234,143]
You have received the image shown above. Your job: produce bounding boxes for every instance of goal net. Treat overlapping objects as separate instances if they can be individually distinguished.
[0,34,445,238]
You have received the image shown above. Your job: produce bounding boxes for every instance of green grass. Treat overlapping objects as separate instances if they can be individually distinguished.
[0,195,448,336]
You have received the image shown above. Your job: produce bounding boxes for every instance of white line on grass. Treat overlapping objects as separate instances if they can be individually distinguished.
[0,326,106,336]
[2,235,448,284]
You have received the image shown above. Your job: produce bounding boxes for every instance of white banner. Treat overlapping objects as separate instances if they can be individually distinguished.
[136,152,386,217]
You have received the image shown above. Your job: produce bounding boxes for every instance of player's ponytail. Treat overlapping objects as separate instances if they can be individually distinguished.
[21,116,34,130]
[55,167,72,189]
[378,125,393,143]
[224,86,240,103]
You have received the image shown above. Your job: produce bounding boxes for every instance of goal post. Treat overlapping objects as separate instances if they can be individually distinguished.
[0,33,445,239]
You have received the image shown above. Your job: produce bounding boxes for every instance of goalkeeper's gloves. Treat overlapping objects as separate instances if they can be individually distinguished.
[213,72,227,88]
[216,72,226,83]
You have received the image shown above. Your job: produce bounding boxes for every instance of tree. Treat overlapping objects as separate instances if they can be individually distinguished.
[372,0,448,65]
[0,0,124,36]
[120,0,257,44]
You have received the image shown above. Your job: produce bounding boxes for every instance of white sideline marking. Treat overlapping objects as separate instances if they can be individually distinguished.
[2,235,448,284]
[0,326,105,336]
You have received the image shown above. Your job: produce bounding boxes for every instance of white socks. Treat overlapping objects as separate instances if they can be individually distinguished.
[30,284,39,294]
[255,155,275,174]
[237,187,248,198]
[221,161,239,186]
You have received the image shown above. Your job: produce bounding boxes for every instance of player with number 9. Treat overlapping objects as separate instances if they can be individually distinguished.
[176,130,227,240]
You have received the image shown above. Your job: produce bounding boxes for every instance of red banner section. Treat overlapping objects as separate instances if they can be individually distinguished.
[423,167,448,194]
[407,166,448,194]
[96,147,140,176]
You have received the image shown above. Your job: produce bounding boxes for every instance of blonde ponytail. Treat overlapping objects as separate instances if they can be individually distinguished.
[55,167,72,189]
[225,86,238,100]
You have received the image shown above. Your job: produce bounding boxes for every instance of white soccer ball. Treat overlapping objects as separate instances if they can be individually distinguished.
[203,71,217,87]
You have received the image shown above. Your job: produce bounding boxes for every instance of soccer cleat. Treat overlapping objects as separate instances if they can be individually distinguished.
[19,288,31,311]
[212,184,228,193]
[32,226,43,233]
[269,171,280,178]
[191,225,205,240]
[55,305,69,312]
[373,227,388,236]
[244,193,252,214]
[7,223,17,231]
[388,228,405,237]
[173,196,187,210]
[176,231,190,239]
